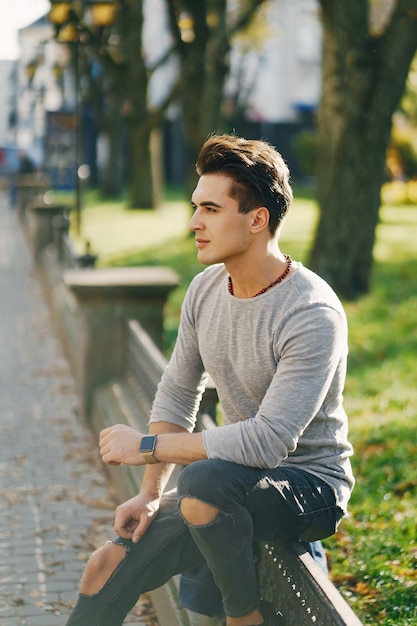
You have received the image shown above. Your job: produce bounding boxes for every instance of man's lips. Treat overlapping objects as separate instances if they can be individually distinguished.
[195,239,210,248]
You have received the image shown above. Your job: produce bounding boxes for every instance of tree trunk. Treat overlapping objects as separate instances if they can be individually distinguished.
[122,0,158,208]
[127,124,155,208]
[177,1,212,196]
[101,91,125,197]
[167,0,267,198]
[310,0,417,299]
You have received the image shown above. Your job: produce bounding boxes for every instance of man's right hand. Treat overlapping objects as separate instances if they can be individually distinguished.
[114,493,160,543]
[111,422,189,543]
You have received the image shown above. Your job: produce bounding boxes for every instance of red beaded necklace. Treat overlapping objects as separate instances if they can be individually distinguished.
[228,254,292,298]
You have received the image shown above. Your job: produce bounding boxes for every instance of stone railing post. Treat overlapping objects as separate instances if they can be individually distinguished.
[64,267,179,420]
[26,202,70,260]
[52,211,71,264]
[16,173,49,221]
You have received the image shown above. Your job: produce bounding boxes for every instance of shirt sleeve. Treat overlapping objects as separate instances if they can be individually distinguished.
[202,304,348,468]
[149,282,208,431]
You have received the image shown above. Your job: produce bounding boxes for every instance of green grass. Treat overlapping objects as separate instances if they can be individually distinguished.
[69,185,417,625]
[50,188,191,260]
[327,252,417,625]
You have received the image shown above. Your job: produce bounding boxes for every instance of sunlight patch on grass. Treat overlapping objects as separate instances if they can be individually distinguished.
[375,205,417,261]
[74,200,190,263]
[279,196,318,263]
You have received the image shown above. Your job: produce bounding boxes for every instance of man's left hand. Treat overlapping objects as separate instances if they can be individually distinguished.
[99,424,144,466]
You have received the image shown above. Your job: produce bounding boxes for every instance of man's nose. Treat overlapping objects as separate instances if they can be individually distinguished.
[189,209,203,232]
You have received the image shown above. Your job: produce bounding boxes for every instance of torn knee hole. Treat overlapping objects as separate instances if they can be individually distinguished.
[180,497,220,525]
[79,542,126,595]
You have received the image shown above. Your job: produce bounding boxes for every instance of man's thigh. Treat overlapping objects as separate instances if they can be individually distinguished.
[245,466,343,542]
[178,461,343,543]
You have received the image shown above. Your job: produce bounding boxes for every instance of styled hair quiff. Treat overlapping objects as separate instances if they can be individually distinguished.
[196,134,293,235]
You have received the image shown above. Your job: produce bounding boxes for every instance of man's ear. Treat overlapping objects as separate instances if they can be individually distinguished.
[250,207,270,232]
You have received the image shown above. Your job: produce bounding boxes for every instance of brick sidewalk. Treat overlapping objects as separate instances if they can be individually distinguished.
[0,194,152,625]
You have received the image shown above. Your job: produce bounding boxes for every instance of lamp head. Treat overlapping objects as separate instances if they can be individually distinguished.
[87,1,118,27]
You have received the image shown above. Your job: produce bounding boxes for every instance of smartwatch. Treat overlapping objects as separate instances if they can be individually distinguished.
[139,435,160,464]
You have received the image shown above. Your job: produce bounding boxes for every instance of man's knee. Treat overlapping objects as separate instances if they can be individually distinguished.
[79,542,126,595]
[180,497,219,526]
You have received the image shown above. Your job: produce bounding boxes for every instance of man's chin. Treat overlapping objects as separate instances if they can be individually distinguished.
[197,252,214,266]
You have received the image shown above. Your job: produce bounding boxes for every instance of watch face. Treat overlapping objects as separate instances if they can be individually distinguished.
[140,436,156,453]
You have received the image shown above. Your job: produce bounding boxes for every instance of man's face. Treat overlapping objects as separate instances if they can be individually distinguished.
[189,174,254,267]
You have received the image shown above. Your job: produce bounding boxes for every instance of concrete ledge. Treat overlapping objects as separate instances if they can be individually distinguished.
[64,266,179,290]
[64,267,179,419]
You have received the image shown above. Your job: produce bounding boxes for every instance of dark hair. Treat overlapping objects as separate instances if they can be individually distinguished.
[196,134,293,235]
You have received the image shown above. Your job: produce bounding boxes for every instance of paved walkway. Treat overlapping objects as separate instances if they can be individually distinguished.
[0,192,153,625]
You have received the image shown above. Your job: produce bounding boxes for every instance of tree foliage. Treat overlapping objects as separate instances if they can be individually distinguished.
[76,0,269,205]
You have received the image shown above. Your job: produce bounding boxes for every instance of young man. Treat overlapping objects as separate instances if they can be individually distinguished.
[66,134,354,626]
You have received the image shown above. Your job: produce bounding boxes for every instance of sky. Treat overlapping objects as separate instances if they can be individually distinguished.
[0,0,49,60]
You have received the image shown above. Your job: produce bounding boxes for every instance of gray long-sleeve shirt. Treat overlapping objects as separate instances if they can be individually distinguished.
[149,262,354,512]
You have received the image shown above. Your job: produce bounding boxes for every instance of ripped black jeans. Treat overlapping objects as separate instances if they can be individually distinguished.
[66,461,343,625]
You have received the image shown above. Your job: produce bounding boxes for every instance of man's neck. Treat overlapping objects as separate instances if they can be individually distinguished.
[226,249,290,299]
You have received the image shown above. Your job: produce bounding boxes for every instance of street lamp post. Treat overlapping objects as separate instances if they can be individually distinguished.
[48,0,118,236]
